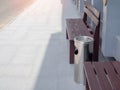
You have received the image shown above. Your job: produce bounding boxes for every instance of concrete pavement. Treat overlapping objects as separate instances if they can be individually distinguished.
[0,0,84,90]
[0,0,36,28]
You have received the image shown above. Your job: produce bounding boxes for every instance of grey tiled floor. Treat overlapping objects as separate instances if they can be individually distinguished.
[0,0,85,90]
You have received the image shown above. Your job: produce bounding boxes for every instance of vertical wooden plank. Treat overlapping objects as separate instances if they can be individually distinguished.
[83,13,87,25]
[70,40,74,64]
[93,21,100,61]
[86,79,89,90]
[66,30,68,39]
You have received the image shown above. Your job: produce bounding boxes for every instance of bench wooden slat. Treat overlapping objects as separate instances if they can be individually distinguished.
[66,19,92,40]
[84,62,101,90]
[84,7,99,25]
[103,62,120,90]
[84,62,120,90]
[93,62,113,90]
[84,1,100,18]
[111,61,120,77]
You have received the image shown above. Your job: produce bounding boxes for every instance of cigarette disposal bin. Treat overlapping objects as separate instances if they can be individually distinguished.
[74,36,94,84]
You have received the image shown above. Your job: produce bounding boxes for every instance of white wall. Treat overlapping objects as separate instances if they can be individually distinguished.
[114,36,120,61]
[86,0,120,59]
[102,0,120,57]
[85,0,91,3]
[78,0,84,17]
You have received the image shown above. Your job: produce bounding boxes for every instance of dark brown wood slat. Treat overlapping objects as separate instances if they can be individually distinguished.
[84,1,100,18]
[111,61,120,77]
[93,62,113,90]
[84,7,99,25]
[69,40,74,64]
[84,62,101,90]
[66,19,92,40]
[103,62,120,90]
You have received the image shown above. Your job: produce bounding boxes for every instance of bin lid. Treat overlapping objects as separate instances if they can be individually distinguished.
[74,36,94,44]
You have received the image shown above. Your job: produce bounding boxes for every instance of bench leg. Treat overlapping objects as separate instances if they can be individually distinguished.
[93,41,99,61]
[93,31,99,61]
[86,79,89,90]
[93,25,100,61]
[66,30,68,39]
[69,40,74,64]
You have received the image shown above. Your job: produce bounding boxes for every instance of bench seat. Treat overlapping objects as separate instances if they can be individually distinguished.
[66,18,92,40]
[84,61,120,90]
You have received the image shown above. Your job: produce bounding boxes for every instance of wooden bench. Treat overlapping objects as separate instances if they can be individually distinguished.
[66,1,100,64]
[84,61,120,90]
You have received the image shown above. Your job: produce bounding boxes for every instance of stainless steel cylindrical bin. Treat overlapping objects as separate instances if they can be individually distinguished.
[74,36,94,84]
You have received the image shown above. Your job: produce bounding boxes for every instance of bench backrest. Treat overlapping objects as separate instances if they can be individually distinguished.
[84,1,100,26]
[83,1,100,61]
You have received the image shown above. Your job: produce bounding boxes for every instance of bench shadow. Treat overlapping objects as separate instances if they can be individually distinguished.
[33,32,69,90]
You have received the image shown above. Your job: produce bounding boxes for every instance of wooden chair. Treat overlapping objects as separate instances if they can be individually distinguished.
[66,1,100,64]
